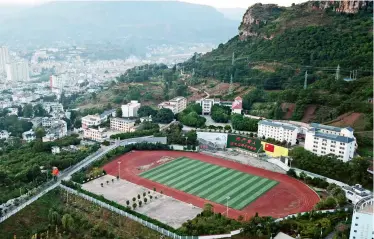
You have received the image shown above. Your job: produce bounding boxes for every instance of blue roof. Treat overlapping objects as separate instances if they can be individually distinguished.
[314,131,354,143]
[100,109,116,118]
[310,123,341,132]
[258,120,297,131]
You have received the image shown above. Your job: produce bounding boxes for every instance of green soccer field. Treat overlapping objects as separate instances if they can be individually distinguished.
[139,157,278,210]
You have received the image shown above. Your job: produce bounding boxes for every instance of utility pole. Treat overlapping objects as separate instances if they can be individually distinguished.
[229,74,233,95]
[304,71,308,90]
[335,64,340,80]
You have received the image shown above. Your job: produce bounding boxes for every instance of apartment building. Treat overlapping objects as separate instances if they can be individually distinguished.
[81,114,102,129]
[43,102,64,113]
[195,98,220,115]
[158,96,187,114]
[110,118,136,132]
[258,120,299,145]
[6,60,30,82]
[83,127,108,142]
[304,123,356,162]
[42,120,68,142]
[42,117,53,127]
[122,100,141,118]
[0,46,10,73]
[349,196,373,239]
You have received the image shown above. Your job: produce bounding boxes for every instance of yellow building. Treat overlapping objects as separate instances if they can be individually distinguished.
[261,141,289,157]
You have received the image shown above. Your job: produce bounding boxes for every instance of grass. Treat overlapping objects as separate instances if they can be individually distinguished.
[0,189,166,239]
[140,157,278,210]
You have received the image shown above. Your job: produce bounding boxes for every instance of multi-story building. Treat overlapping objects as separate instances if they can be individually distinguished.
[258,120,299,145]
[195,98,220,115]
[43,102,64,113]
[0,46,10,73]
[0,130,10,140]
[42,117,53,127]
[42,120,67,142]
[49,74,68,90]
[100,109,116,122]
[304,123,356,162]
[22,130,36,142]
[122,100,141,118]
[349,196,373,239]
[110,118,136,132]
[83,127,108,142]
[158,96,187,114]
[342,184,372,204]
[81,114,102,129]
[6,60,29,82]
[231,96,243,114]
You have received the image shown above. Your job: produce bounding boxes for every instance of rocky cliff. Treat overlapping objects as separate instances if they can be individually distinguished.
[314,0,372,14]
[239,1,373,41]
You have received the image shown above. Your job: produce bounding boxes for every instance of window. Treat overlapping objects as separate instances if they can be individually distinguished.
[322,147,326,150]
[313,149,317,152]
[321,151,326,154]
[355,224,358,226]
[354,230,357,233]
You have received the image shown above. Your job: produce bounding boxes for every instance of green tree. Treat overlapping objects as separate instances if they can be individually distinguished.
[62,213,75,231]
[153,108,174,124]
[35,127,46,139]
[138,106,158,118]
[116,107,122,117]
[23,104,34,118]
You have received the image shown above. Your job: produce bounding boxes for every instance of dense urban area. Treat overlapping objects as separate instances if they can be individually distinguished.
[0,1,373,239]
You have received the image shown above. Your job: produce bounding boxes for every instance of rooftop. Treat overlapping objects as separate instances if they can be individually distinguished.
[313,131,355,143]
[170,96,186,101]
[100,109,116,118]
[258,120,297,131]
[111,117,136,123]
[310,123,342,132]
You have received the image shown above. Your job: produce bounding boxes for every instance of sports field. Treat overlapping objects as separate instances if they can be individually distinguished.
[139,157,278,210]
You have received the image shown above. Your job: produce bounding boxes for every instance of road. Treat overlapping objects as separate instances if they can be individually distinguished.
[0,136,167,223]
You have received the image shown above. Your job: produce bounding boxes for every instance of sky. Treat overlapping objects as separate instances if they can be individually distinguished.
[0,0,307,8]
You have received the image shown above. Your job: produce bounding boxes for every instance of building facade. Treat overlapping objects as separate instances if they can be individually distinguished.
[122,100,141,118]
[349,196,373,239]
[110,118,136,132]
[231,96,243,114]
[304,123,356,162]
[258,120,299,145]
[6,60,29,82]
[195,98,220,115]
[83,127,107,142]
[81,114,102,129]
[22,130,36,142]
[0,46,10,73]
[158,96,187,114]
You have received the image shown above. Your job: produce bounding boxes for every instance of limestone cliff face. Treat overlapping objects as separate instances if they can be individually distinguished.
[239,1,372,41]
[315,0,372,14]
[238,3,281,41]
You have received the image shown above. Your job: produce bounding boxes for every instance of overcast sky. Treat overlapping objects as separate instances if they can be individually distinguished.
[0,0,307,8]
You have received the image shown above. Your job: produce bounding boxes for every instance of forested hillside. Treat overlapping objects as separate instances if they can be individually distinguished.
[180,1,373,128]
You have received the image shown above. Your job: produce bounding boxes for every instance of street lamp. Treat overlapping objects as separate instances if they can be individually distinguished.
[185,136,188,146]
[117,161,121,179]
[226,196,230,217]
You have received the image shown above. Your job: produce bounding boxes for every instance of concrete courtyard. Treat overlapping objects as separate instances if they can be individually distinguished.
[82,175,202,229]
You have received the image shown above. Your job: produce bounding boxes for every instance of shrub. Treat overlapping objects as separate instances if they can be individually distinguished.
[133,203,137,209]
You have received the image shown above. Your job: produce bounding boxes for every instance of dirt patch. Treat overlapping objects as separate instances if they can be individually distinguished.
[302,105,317,123]
[281,103,296,120]
[326,112,365,130]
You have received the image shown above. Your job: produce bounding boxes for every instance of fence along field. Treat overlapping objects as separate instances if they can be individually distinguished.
[140,157,278,210]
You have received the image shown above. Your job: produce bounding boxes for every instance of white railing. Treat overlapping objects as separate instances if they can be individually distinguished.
[274,207,351,222]
[59,185,242,239]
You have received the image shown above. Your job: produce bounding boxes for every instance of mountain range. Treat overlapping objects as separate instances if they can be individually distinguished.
[0,1,237,49]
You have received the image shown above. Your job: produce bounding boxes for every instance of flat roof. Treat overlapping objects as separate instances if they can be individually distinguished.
[258,120,297,131]
[310,123,342,132]
[313,131,354,143]
[111,117,136,123]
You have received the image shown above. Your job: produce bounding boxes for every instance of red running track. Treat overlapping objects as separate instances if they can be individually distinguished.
[103,151,319,219]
